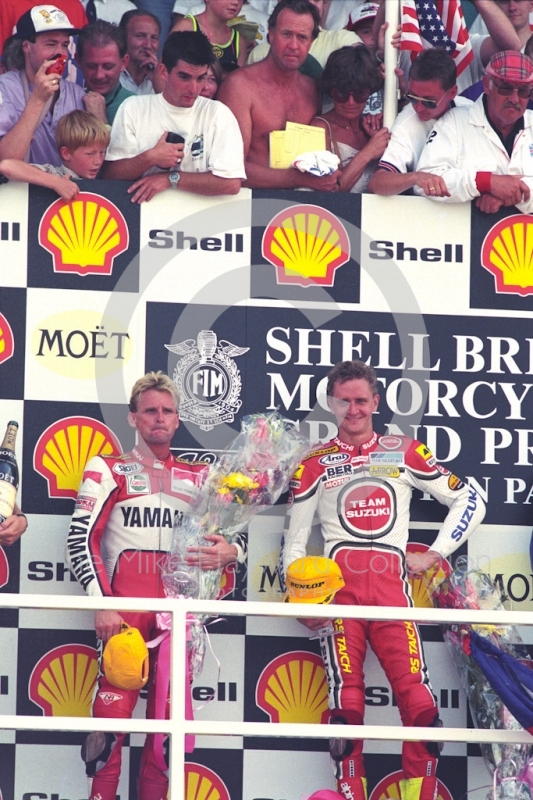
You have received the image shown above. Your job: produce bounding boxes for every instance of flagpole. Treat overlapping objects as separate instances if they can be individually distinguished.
[383,0,400,131]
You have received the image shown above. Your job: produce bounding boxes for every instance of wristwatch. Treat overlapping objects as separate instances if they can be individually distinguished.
[168,171,181,189]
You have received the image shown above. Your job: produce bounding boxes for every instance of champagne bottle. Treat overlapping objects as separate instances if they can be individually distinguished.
[0,421,19,524]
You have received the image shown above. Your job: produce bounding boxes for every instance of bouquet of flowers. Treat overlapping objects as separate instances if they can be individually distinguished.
[430,557,533,800]
[161,411,311,674]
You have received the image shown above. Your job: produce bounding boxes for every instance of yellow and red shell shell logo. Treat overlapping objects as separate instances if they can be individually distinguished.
[0,547,8,589]
[33,416,122,498]
[406,542,452,609]
[215,564,236,601]
[481,214,533,296]
[28,643,98,716]
[0,313,14,366]
[38,192,129,276]
[185,764,230,800]
[256,650,329,723]
[262,204,350,287]
[369,771,453,800]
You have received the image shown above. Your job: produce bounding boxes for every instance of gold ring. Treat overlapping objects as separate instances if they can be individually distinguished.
[429,187,436,193]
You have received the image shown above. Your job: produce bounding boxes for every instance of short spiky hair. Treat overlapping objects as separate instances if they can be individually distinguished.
[162,30,215,71]
[326,361,379,397]
[129,371,180,412]
[410,48,457,91]
[78,19,127,60]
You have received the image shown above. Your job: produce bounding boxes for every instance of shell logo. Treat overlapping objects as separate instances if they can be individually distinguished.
[369,770,453,800]
[0,313,14,366]
[38,192,129,276]
[215,564,236,601]
[262,204,350,287]
[185,763,230,800]
[28,643,98,716]
[406,542,452,609]
[33,416,122,498]
[0,547,8,589]
[481,214,533,296]
[256,650,329,723]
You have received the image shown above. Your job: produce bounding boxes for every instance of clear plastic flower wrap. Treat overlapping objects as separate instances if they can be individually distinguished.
[430,557,533,800]
[163,410,311,603]
[161,411,311,662]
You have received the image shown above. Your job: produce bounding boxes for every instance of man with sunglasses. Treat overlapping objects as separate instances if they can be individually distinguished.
[416,50,533,213]
[369,50,471,197]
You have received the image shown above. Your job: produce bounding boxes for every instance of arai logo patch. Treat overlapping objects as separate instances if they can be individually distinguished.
[319,453,350,466]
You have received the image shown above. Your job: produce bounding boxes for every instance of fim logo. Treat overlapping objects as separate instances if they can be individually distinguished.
[166,330,249,431]
[38,192,129,276]
[406,542,452,609]
[262,204,350,288]
[256,651,329,723]
[369,771,453,800]
[185,763,230,800]
[28,643,98,716]
[0,313,14,366]
[34,416,122,499]
[481,214,533,296]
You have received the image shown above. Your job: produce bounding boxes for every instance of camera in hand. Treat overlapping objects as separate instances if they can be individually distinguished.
[45,54,67,76]
[166,132,185,144]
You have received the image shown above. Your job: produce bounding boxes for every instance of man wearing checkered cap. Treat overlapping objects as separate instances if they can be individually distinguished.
[415,50,533,213]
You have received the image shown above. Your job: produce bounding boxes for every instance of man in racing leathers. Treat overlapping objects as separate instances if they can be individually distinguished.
[66,371,245,800]
[281,360,485,800]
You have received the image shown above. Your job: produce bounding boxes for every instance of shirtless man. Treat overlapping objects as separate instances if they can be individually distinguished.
[217,0,340,191]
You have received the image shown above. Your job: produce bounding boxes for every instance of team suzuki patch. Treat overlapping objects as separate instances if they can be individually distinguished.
[337,478,396,539]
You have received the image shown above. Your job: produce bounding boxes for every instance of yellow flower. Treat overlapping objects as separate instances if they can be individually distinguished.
[223,472,259,490]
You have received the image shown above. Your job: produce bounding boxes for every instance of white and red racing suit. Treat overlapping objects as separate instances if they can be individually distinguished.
[66,447,239,800]
[282,433,485,800]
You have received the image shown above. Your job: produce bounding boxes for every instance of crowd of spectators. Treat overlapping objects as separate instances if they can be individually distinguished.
[0,0,533,211]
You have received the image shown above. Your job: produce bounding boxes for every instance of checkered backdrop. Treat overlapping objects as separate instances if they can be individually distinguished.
[1,180,533,800]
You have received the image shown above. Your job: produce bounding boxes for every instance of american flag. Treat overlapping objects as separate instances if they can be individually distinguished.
[401,0,473,77]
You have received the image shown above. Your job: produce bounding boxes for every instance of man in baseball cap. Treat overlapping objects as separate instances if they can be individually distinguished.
[347,2,379,48]
[0,5,86,166]
[416,50,533,214]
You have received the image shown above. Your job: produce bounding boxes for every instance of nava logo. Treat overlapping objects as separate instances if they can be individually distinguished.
[38,192,129,276]
[262,204,350,287]
[28,643,98,716]
[369,770,453,800]
[0,313,14,366]
[481,214,533,296]
[33,416,122,498]
[406,542,452,609]
[185,763,230,800]
[256,651,329,723]
[0,547,8,588]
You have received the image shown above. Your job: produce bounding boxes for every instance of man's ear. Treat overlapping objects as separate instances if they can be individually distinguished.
[121,53,129,73]
[127,411,137,429]
[160,62,168,80]
[449,85,457,101]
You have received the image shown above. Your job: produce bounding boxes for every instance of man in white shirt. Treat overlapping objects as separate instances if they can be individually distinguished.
[415,50,533,214]
[369,50,471,197]
[103,30,246,198]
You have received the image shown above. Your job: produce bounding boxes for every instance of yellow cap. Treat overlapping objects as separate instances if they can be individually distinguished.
[103,625,149,690]
[284,556,345,604]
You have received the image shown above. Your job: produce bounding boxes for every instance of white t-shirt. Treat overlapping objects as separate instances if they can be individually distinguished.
[377,97,472,174]
[106,93,246,179]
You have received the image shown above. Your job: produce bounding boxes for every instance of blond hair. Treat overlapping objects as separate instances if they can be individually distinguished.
[55,110,110,152]
[129,372,180,412]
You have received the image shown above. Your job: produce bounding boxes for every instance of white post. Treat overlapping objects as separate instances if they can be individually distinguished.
[384,0,401,130]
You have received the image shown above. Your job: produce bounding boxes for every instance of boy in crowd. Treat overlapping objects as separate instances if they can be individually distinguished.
[0,109,109,201]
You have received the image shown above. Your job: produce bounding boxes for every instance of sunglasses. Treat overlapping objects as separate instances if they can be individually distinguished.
[491,78,533,99]
[331,88,370,104]
[405,90,449,109]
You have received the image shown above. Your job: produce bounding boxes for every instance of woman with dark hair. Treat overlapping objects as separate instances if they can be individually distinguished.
[311,45,390,192]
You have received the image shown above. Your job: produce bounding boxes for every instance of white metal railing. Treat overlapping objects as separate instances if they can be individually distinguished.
[1,593,533,799]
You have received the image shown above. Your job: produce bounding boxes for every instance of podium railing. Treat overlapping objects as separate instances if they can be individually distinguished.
[1,593,532,799]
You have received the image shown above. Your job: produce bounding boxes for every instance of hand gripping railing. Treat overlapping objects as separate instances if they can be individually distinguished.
[1,593,532,799]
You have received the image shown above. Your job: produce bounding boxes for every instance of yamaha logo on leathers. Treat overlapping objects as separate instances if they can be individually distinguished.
[337,478,396,539]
